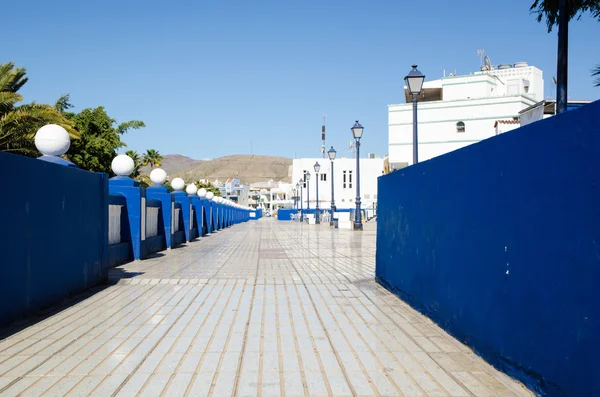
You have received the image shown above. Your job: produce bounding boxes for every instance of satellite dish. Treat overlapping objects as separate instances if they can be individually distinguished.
[484,56,491,71]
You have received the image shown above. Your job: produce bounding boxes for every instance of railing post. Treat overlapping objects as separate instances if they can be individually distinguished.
[147,185,174,249]
[172,191,192,242]
[190,196,204,239]
[109,176,143,260]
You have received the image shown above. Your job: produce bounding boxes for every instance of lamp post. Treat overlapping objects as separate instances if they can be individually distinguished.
[295,183,299,210]
[404,65,425,165]
[298,179,303,221]
[351,121,363,230]
[314,161,321,224]
[306,172,311,213]
[327,146,337,226]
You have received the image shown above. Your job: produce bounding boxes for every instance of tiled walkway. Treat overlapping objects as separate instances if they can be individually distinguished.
[0,220,532,397]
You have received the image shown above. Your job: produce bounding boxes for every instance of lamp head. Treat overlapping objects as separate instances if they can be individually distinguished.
[351,120,363,140]
[327,146,337,161]
[404,64,425,96]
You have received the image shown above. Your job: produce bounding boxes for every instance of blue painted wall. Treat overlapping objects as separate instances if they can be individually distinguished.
[376,101,600,397]
[0,152,108,327]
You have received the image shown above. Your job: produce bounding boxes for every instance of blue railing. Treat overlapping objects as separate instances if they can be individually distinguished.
[0,151,253,327]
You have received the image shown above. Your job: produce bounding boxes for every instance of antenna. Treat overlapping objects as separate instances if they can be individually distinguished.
[552,76,557,84]
[483,56,492,72]
[477,49,485,67]
[321,113,327,158]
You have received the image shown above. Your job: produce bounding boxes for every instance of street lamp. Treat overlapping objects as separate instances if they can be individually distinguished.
[305,172,311,212]
[298,179,303,222]
[295,182,300,210]
[404,64,425,165]
[314,161,321,224]
[327,146,337,226]
[351,121,363,230]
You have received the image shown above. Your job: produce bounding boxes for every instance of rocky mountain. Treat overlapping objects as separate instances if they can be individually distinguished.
[151,154,292,184]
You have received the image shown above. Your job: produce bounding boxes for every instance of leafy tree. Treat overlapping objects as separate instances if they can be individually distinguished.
[0,63,78,156]
[63,102,145,173]
[194,181,222,197]
[141,149,162,169]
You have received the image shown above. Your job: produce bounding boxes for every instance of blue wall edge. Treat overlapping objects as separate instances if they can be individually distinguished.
[375,275,547,396]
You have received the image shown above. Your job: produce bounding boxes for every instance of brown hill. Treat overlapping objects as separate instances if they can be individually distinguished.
[168,154,292,184]
[140,154,203,175]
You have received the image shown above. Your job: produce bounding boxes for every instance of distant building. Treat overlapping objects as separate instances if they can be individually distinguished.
[215,178,249,206]
[388,62,544,168]
[248,181,294,211]
[292,157,384,210]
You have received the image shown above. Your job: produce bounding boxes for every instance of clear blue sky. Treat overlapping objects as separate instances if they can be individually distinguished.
[4,0,600,160]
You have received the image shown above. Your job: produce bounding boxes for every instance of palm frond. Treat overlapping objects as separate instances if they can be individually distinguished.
[593,64,600,87]
[0,62,28,93]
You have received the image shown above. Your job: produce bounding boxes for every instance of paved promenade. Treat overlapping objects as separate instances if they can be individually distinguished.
[0,220,532,397]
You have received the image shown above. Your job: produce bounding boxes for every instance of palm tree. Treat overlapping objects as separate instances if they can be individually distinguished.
[0,62,78,156]
[141,149,162,169]
[126,150,141,177]
[593,64,600,87]
[530,1,600,108]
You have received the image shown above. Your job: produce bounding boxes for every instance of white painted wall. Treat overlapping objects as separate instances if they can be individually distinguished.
[388,65,544,168]
[292,157,384,210]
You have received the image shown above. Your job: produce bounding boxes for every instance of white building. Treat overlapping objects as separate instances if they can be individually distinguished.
[218,178,249,207]
[388,62,544,169]
[292,157,384,210]
[248,181,295,211]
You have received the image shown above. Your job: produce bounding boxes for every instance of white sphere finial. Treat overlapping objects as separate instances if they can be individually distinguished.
[197,188,207,198]
[150,168,167,185]
[111,154,135,176]
[186,184,198,195]
[35,124,70,156]
[171,177,185,191]
[206,191,215,200]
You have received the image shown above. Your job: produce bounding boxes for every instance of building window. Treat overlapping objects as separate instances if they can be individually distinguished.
[342,171,347,188]
[341,199,345,202]
[320,174,327,182]
[348,170,353,189]
[456,121,465,133]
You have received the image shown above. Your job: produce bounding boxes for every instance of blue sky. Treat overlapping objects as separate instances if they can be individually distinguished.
[4,0,600,160]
